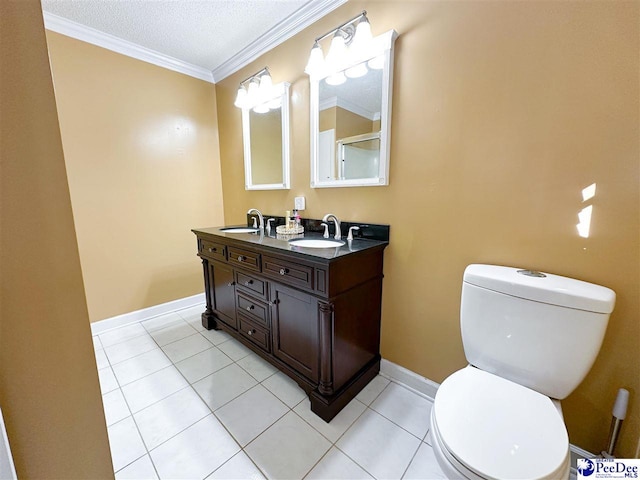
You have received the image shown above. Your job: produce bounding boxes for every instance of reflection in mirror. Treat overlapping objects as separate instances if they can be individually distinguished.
[249,102,283,185]
[319,65,382,181]
[309,30,397,188]
[338,132,380,180]
[242,83,290,190]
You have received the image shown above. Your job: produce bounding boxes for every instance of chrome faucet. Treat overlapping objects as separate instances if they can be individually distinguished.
[347,226,360,241]
[321,222,330,238]
[266,218,275,235]
[322,213,341,240]
[247,208,264,230]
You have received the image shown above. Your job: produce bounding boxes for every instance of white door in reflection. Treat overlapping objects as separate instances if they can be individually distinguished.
[318,129,336,181]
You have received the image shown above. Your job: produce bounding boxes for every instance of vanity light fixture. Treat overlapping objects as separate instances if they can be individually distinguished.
[234,67,282,113]
[304,11,374,82]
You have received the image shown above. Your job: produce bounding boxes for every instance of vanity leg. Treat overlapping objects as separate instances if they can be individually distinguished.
[201,258,219,330]
[201,309,218,330]
[310,355,380,422]
[318,302,334,395]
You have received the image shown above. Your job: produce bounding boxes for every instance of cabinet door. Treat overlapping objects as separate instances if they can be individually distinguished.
[209,261,237,329]
[270,283,318,382]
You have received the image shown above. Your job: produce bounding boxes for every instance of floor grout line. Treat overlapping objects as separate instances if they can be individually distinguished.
[98,304,438,480]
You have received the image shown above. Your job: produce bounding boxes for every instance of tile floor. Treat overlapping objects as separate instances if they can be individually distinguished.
[95,304,447,480]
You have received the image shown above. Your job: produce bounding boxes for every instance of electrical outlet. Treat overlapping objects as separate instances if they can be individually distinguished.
[294,196,306,211]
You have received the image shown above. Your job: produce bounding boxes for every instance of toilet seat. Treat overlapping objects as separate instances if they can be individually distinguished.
[432,366,570,480]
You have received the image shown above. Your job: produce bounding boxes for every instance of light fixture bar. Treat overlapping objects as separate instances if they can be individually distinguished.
[313,10,367,44]
[238,67,269,87]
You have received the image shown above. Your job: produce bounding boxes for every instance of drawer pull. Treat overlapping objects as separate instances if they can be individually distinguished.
[237,255,246,262]
[247,329,256,336]
[246,305,254,311]
[244,280,253,286]
[208,247,217,253]
[279,268,289,276]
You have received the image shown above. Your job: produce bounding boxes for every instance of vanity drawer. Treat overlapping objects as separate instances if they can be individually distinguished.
[200,239,227,261]
[228,246,261,272]
[236,293,269,328]
[262,255,313,291]
[235,271,267,300]
[238,314,270,353]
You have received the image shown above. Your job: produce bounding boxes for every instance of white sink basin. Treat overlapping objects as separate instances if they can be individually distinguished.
[220,227,260,233]
[289,239,345,249]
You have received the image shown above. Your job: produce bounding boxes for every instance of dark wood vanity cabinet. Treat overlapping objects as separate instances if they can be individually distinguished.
[194,228,387,422]
[270,283,319,383]
[208,261,237,329]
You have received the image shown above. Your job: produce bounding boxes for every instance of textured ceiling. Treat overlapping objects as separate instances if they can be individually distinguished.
[41,0,315,72]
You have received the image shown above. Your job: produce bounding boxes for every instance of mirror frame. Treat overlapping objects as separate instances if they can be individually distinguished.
[309,30,397,188]
[242,82,291,190]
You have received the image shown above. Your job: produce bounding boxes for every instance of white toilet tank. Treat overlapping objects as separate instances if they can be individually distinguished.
[461,264,616,399]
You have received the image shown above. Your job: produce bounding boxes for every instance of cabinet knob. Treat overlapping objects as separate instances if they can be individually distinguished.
[227,281,235,287]
[247,329,256,336]
[244,280,253,286]
[208,247,217,253]
[238,255,246,262]
[279,268,288,276]
[268,299,279,306]
[246,305,254,311]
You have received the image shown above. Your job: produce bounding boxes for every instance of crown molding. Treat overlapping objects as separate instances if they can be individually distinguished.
[43,12,215,83]
[211,0,348,82]
[320,95,378,121]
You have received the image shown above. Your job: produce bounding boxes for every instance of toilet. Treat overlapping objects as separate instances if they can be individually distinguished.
[430,264,616,480]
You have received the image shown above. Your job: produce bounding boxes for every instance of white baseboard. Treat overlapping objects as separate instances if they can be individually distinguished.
[379,357,592,468]
[379,358,440,400]
[90,293,205,335]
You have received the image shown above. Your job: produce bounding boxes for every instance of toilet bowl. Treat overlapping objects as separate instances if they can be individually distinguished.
[430,367,570,480]
[430,264,615,480]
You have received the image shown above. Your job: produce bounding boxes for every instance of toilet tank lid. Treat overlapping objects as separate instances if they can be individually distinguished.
[464,264,616,314]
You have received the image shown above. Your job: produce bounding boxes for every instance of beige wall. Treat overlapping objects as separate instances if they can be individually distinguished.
[46,32,225,322]
[320,106,374,139]
[335,106,375,139]
[319,106,337,132]
[0,1,113,477]
[216,1,640,457]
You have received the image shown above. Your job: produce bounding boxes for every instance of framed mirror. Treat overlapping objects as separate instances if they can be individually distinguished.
[309,30,397,188]
[242,82,290,190]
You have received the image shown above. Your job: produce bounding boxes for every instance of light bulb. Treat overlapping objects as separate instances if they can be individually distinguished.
[350,16,372,59]
[267,97,281,109]
[345,61,368,78]
[367,54,384,70]
[305,42,324,76]
[246,78,260,107]
[253,103,269,114]
[234,85,247,108]
[258,72,273,103]
[326,71,346,86]
[326,31,347,71]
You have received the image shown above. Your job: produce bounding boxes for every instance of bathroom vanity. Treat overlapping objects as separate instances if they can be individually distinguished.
[192,223,388,421]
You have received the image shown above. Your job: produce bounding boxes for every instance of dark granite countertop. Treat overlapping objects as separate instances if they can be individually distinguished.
[192,225,388,262]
